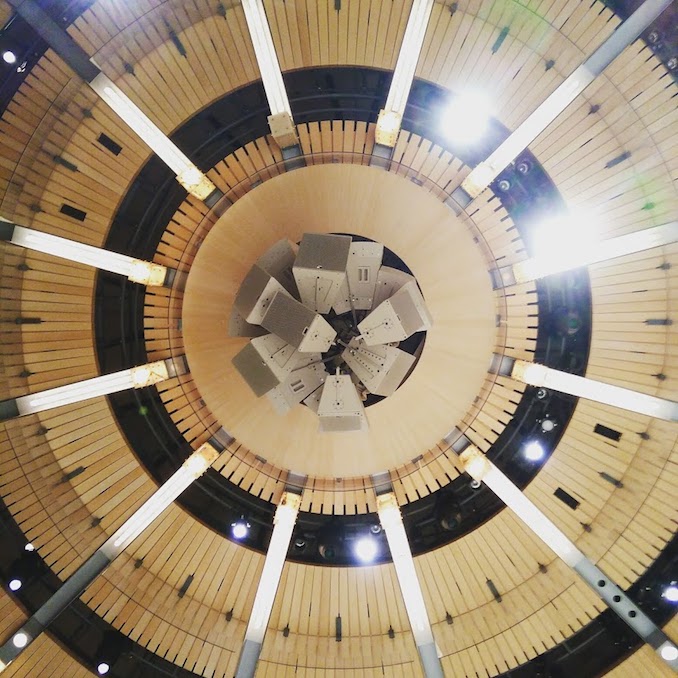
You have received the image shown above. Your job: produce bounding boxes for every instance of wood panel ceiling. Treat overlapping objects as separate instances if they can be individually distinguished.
[0,0,676,675]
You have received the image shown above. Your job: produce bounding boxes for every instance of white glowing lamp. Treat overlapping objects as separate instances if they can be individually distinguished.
[245,492,301,643]
[89,74,216,200]
[9,226,167,286]
[102,442,219,556]
[527,209,600,262]
[15,362,169,416]
[659,643,678,661]
[512,360,678,422]
[441,91,493,145]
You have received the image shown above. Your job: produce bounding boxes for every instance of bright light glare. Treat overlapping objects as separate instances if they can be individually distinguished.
[528,209,599,260]
[354,536,378,563]
[12,632,28,648]
[232,520,249,540]
[24,543,35,551]
[524,440,545,461]
[97,662,110,674]
[663,585,678,602]
[8,579,22,591]
[441,91,492,145]
[660,644,678,661]
[3,50,17,65]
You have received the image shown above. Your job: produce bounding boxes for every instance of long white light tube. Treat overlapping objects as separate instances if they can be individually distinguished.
[241,0,292,117]
[101,442,219,557]
[15,362,169,415]
[458,447,678,669]
[9,224,167,285]
[377,493,435,647]
[512,361,678,422]
[384,0,434,116]
[89,74,217,200]
[512,221,678,283]
[243,492,301,644]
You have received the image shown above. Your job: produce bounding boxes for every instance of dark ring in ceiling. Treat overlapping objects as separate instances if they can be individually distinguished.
[94,67,591,566]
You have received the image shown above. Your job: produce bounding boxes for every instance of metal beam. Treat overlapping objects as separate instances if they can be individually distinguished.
[0,443,220,672]
[456,446,678,670]
[457,0,673,201]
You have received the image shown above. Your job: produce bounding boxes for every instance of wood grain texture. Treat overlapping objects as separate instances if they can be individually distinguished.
[183,164,497,478]
[0,0,676,675]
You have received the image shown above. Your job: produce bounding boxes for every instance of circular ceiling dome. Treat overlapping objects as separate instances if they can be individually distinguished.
[183,164,497,477]
[1,0,676,674]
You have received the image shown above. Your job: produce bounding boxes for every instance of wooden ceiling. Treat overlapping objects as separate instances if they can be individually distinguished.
[0,0,676,676]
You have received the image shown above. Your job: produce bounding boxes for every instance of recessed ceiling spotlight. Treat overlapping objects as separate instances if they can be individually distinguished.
[24,542,35,551]
[9,578,22,591]
[540,418,556,433]
[354,536,378,564]
[660,643,678,661]
[662,584,678,602]
[12,632,28,648]
[524,440,545,461]
[97,662,110,675]
[441,90,492,145]
[2,50,17,65]
[231,519,250,540]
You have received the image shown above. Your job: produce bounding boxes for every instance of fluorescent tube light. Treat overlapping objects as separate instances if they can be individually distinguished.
[512,361,678,421]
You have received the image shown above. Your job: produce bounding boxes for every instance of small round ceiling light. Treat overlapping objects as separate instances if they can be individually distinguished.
[97,662,110,675]
[231,519,250,540]
[8,578,22,592]
[354,536,378,564]
[660,643,678,661]
[12,632,28,648]
[524,440,545,462]
[2,50,17,65]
